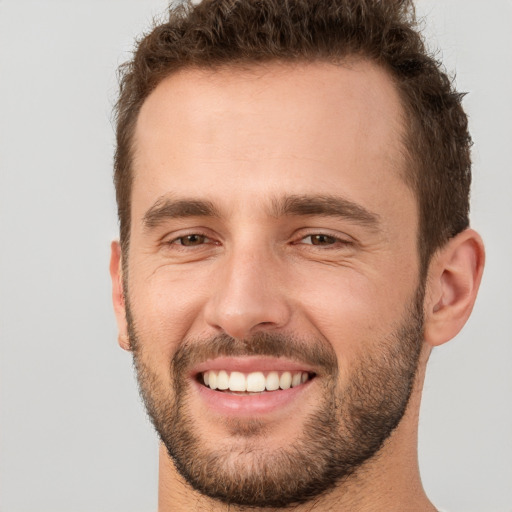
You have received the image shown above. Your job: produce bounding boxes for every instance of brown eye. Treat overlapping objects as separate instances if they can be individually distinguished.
[308,234,337,246]
[178,234,207,246]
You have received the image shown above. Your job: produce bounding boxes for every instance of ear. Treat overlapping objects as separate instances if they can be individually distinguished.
[109,240,131,351]
[423,229,485,347]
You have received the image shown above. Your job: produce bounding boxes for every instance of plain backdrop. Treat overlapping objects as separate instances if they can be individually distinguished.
[0,1,511,511]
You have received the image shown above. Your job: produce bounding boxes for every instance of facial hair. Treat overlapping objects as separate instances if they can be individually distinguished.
[126,290,424,508]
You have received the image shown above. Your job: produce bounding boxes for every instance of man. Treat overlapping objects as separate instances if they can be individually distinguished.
[109,0,485,510]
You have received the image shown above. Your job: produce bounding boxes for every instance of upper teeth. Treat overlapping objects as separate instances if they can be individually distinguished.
[202,370,310,392]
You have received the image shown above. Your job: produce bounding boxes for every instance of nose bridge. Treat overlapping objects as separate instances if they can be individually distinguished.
[204,237,290,339]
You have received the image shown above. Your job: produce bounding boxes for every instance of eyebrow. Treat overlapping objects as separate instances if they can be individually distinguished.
[272,194,380,229]
[142,193,380,231]
[143,197,221,229]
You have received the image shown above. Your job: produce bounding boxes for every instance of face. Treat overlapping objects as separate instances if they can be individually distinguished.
[117,61,424,507]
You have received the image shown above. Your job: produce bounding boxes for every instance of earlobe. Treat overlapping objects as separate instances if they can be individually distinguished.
[109,240,131,351]
[423,229,485,347]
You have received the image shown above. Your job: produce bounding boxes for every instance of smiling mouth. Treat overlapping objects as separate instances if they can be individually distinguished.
[199,370,316,394]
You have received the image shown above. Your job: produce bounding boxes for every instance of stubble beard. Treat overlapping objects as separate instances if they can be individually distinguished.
[126,289,424,509]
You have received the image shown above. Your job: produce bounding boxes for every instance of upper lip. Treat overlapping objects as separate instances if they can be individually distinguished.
[190,356,318,379]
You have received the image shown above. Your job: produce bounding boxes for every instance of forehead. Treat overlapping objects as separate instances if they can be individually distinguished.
[132,60,413,224]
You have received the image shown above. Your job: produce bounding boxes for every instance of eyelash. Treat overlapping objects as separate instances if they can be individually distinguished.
[297,233,351,248]
[164,232,351,249]
[166,232,215,248]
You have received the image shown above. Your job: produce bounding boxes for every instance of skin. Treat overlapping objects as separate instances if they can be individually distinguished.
[110,60,485,511]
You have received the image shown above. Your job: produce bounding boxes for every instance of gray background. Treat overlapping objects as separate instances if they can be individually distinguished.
[0,1,511,511]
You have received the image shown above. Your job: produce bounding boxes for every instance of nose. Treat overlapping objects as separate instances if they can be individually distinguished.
[203,245,291,340]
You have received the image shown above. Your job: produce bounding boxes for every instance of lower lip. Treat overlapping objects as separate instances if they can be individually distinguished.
[194,379,313,416]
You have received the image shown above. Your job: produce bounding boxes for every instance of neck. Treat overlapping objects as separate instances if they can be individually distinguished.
[158,352,436,511]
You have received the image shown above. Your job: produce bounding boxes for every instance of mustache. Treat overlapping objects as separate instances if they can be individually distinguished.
[171,332,339,377]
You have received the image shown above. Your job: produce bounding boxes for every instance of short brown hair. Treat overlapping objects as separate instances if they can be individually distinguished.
[114,0,471,274]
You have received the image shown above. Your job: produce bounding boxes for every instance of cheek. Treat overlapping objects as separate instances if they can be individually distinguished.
[288,265,416,362]
[127,268,209,361]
